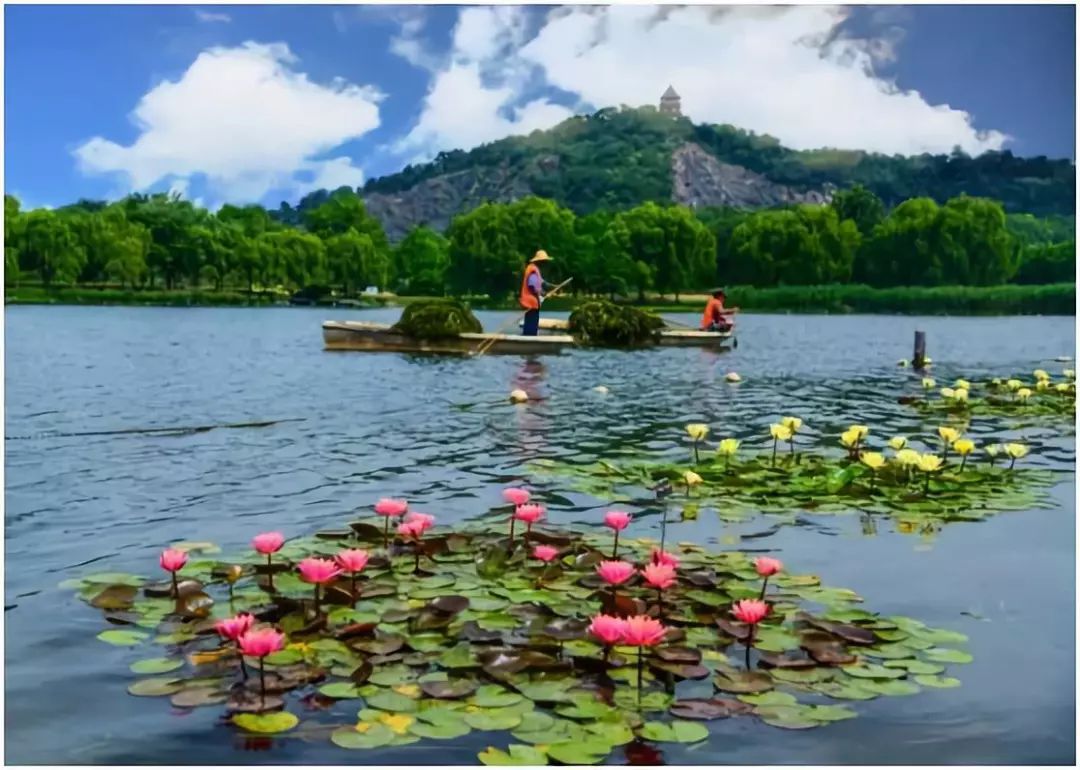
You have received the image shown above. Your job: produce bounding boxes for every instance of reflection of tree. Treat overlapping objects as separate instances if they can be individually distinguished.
[511,357,549,460]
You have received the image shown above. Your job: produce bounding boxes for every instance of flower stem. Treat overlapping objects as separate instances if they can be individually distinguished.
[237,641,248,680]
[383,516,390,550]
[414,545,421,573]
[771,439,777,466]
[923,471,931,495]
[170,571,179,599]
[1009,457,1016,471]
[744,626,755,670]
[612,530,619,559]
[659,507,667,554]
[693,442,700,465]
[657,589,663,621]
[259,657,266,710]
[758,576,769,601]
[313,584,320,618]
[508,516,516,552]
[350,573,357,606]
[266,554,274,591]
[960,456,968,473]
[637,646,644,694]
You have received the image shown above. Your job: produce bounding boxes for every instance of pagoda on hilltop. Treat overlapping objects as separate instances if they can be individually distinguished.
[659,85,682,116]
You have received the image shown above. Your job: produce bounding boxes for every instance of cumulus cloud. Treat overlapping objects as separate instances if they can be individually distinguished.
[396,5,1005,158]
[395,6,575,159]
[194,9,231,24]
[73,42,381,202]
[520,5,1005,155]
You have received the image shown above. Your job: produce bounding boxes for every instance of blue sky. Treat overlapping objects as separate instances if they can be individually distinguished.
[5,4,1075,211]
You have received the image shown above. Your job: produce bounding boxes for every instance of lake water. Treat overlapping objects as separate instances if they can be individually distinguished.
[4,306,1076,764]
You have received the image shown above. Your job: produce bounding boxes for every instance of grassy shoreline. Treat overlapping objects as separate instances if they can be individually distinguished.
[6,283,1075,316]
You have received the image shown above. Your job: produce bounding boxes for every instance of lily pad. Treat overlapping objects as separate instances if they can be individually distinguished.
[639,720,709,743]
[478,744,549,766]
[130,657,184,675]
[883,659,945,675]
[232,710,299,734]
[420,679,479,700]
[98,629,149,646]
[127,677,184,697]
[841,664,906,680]
[408,720,472,740]
[471,685,525,708]
[464,710,525,731]
[366,690,419,713]
[669,697,752,720]
[331,723,395,749]
[546,742,607,765]
[512,680,575,703]
[913,675,961,688]
[713,670,773,694]
[738,691,798,707]
[922,648,973,664]
[170,687,228,708]
[319,682,364,699]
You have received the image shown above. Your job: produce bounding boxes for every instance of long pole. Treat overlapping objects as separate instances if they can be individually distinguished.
[472,277,574,358]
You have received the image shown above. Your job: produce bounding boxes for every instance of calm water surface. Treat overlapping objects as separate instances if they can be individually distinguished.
[4,306,1076,764]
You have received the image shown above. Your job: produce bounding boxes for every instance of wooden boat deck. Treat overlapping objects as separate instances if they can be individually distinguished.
[525,317,735,347]
[323,321,575,355]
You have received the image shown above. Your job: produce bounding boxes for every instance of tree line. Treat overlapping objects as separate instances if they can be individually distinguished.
[4,185,1074,299]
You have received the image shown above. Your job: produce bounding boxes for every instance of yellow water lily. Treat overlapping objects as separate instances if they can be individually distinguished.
[769,424,791,465]
[917,454,943,473]
[954,378,971,390]
[1056,383,1071,393]
[718,438,740,456]
[850,425,869,439]
[940,387,955,400]
[781,416,803,433]
[937,426,960,447]
[686,423,709,463]
[1004,442,1029,470]
[991,377,1003,387]
[860,451,886,471]
[686,423,709,441]
[952,388,969,403]
[725,372,742,383]
[1036,379,1050,392]
[717,438,740,470]
[917,453,943,494]
[1034,369,1050,381]
[953,438,976,471]
[1016,388,1032,402]
[839,428,861,450]
[922,377,936,389]
[393,683,421,698]
[1006,379,1023,392]
[684,470,703,495]
[379,712,415,735]
[984,443,1001,467]
[1064,369,1075,380]
[895,448,921,466]
[888,436,907,451]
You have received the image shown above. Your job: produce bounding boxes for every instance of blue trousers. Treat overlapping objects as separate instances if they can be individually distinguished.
[522,309,540,336]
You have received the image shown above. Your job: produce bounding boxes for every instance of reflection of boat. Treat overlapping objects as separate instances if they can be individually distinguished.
[323,319,735,354]
[523,318,736,348]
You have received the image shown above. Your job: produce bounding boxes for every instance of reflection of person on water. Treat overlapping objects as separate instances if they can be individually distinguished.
[520,250,554,336]
[700,288,735,332]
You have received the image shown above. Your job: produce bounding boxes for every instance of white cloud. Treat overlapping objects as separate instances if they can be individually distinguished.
[518,6,1006,155]
[396,7,574,160]
[73,42,381,203]
[194,9,231,24]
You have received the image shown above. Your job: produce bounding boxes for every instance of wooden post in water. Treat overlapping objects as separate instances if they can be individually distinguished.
[913,330,927,370]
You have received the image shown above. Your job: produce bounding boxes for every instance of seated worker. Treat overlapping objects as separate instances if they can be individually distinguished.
[700,288,735,332]
[520,250,554,336]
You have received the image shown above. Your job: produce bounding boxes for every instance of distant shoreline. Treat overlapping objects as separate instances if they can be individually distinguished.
[5,283,1075,316]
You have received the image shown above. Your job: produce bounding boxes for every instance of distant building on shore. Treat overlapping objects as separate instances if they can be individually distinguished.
[659,85,682,116]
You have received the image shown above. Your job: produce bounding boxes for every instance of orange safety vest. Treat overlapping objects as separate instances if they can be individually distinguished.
[701,297,725,329]
[519,264,541,310]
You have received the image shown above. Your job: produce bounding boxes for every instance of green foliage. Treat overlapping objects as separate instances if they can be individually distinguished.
[830,185,884,236]
[394,227,450,295]
[568,300,665,347]
[727,205,858,285]
[391,300,483,339]
[1014,241,1075,285]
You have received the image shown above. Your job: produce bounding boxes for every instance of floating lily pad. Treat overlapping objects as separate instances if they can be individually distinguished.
[471,685,525,708]
[546,742,607,765]
[170,687,228,708]
[857,679,921,696]
[409,720,472,740]
[639,720,709,743]
[420,679,478,699]
[669,697,752,720]
[98,629,149,646]
[366,690,418,713]
[478,744,548,765]
[464,710,525,731]
[913,675,961,689]
[738,691,798,707]
[922,648,973,664]
[319,682,364,699]
[755,706,823,730]
[841,664,906,680]
[127,677,184,696]
[331,723,394,749]
[130,657,183,675]
[512,680,575,703]
[883,659,945,675]
[713,670,773,694]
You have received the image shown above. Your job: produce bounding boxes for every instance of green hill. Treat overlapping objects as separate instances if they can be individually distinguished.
[273,106,1075,239]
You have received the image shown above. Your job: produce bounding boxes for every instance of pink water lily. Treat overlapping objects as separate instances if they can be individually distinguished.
[624,615,667,693]
[650,549,680,569]
[238,627,286,709]
[298,557,341,619]
[502,488,530,506]
[251,532,285,591]
[375,498,408,549]
[398,513,435,573]
[754,556,783,600]
[732,599,770,669]
[215,613,255,680]
[588,613,627,648]
[514,504,545,533]
[404,512,435,532]
[252,532,285,554]
[533,544,559,563]
[603,510,632,557]
[596,560,636,586]
[159,548,188,598]
[641,562,677,591]
[336,548,370,605]
[398,519,426,540]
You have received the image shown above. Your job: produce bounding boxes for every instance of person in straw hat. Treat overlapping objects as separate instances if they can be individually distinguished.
[519,250,554,336]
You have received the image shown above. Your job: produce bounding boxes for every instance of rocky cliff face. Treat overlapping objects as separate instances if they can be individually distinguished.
[671,143,832,209]
[363,143,831,240]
